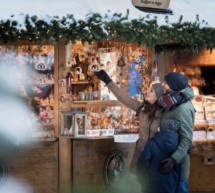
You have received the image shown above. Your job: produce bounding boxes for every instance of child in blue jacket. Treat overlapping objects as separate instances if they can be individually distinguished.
[137,119,181,193]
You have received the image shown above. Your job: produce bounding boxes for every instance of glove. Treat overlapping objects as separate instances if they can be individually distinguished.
[94,70,112,85]
[159,157,176,174]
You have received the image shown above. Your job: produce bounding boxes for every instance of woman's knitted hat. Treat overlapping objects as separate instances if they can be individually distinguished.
[164,72,188,91]
[152,83,164,98]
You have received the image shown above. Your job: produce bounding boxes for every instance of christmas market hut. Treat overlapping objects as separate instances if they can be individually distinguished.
[0,0,215,192]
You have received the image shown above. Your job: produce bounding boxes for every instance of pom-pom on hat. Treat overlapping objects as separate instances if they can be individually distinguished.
[152,83,164,98]
[164,72,188,91]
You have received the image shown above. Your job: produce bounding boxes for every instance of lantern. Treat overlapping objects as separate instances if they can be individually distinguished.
[61,110,87,137]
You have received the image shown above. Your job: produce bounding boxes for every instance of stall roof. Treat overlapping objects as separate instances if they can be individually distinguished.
[0,0,214,27]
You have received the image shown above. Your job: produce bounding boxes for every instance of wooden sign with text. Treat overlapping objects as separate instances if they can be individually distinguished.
[132,0,172,14]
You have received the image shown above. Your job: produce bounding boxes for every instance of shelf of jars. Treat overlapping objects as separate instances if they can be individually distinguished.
[71,81,90,85]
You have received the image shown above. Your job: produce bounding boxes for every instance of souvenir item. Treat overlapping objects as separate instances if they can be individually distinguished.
[76,66,85,80]
[66,43,73,67]
[205,96,215,124]
[66,72,73,93]
[34,56,48,71]
[89,63,100,72]
[117,52,125,67]
[61,111,87,137]
[58,78,66,88]
[79,92,85,101]
[193,130,207,142]
[59,94,66,103]
[207,127,215,141]
[117,57,125,67]
[89,56,101,72]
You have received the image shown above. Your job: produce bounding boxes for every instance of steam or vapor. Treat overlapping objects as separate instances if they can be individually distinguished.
[0,50,36,146]
[0,50,39,191]
[0,175,33,193]
[72,172,142,193]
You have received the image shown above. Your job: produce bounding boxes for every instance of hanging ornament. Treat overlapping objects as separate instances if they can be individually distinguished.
[66,72,73,93]
[76,66,85,81]
[152,54,160,82]
[117,46,125,67]
[117,55,125,67]
[66,43,73,67]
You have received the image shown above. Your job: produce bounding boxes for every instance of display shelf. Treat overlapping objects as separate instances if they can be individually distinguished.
[194,123,208,129]
[71,81,90,85]
[71,100,123,108]
[60,135,113,140]
[194,123,215,129]
[205,110,215,112]
[31,137,57,142]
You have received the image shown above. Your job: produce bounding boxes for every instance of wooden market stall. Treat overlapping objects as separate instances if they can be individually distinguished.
[0,39,154,193]
[58,41,154,193]
[0,2,215,192]
[3,40,215,193]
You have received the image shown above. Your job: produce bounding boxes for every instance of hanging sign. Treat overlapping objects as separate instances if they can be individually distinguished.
[132,0,172,14]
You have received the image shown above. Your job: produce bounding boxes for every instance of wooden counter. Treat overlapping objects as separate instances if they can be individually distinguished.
[6,141,59,193]
[4,137,215,193]
[59,136,136,193]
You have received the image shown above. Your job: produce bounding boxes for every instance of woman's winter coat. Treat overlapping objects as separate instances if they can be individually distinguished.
[160,86,195,181]
[107,81,162,172]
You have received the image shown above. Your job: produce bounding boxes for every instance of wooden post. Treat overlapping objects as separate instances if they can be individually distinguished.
[58,40,72,193]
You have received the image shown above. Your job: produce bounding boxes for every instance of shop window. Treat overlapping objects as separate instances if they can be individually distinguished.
[65,41,152,138]
[0,45,55,141]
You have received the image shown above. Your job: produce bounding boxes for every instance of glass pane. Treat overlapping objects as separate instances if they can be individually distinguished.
[63,114,73,135]
[76,114,85,135]
[0,45,55,140]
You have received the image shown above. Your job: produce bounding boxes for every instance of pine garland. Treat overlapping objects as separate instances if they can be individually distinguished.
[0,11,215,53]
